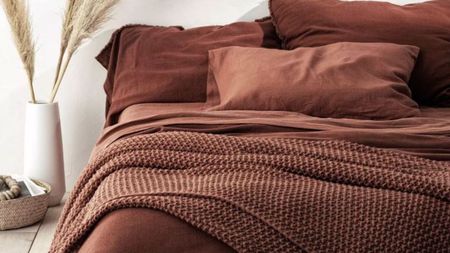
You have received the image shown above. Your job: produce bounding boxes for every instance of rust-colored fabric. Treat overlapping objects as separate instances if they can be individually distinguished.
[96,20,281,126]
[269,0,450,106]
[94,104,450,161]
[206,43,420,120]
[59,104,450,252]
[51,131,449,252]
[79,209,235,253]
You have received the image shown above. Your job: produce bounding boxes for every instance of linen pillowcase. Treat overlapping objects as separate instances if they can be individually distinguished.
[97,20,281,125]
[269,0,450,106]
[206,43,420,120]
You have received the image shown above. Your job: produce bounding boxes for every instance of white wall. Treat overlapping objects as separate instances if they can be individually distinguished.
[0,0,271,189]
[0,0,426,189]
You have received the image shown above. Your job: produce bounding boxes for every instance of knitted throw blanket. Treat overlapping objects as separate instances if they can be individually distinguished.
[51,132,450,252]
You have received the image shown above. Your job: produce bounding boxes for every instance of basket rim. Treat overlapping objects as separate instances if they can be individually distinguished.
[0,177,51,204]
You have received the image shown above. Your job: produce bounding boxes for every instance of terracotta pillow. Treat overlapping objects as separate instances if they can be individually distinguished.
[97,20,281,125]
[269,0,450,106]
[206,43,420,120]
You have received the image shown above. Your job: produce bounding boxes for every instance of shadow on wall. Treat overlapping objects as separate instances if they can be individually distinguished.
[238,0,270,21]
[108,0,270,28]
[58,32,111,189]
[62,0,271,188]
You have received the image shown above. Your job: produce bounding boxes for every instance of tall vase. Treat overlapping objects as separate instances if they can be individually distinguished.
[23,102,66,206]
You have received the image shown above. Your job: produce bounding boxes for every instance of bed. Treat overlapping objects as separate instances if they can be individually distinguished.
[50,104,450,253]
[50,0,450,252]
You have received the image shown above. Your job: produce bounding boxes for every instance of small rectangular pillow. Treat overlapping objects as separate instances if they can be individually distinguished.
[97,19,281,125]
[269,0,450,106]
[206,43,420,120]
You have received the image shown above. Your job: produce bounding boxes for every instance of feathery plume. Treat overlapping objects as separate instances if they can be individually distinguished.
[1,0,36,103]
[50,0,119,102]
[53,0,83,86]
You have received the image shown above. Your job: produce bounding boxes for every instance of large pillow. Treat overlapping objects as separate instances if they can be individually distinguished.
[97,19,281,125]
[269,0,450,106]
[206,43,421,120]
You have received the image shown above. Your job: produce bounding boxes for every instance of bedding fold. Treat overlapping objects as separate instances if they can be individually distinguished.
[51,132,450,252]
[95,104,450,161]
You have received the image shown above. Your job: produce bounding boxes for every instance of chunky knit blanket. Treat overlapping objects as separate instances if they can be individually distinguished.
[51,132,450,252]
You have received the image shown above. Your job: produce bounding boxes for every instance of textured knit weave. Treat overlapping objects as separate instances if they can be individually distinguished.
[51,132,450,253]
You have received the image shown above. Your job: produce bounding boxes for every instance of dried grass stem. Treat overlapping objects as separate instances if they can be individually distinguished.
[50,0,119,102]
[1,0,36,103]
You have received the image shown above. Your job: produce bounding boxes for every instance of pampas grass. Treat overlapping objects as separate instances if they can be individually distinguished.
[53,0,83,86]
[1,0,36,103]
[1,0,119,103]
[49,0,119,102]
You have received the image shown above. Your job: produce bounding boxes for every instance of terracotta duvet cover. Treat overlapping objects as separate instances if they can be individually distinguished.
[51,104,450,253]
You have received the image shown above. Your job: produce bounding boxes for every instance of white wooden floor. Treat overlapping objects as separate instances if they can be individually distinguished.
[0,194,66,253]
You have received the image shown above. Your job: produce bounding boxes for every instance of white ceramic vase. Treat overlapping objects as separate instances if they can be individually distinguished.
[23,102,66,206]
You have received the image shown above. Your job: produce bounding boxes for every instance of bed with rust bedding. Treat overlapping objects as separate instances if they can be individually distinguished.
[51,104,450,253]
[51,1,450,251]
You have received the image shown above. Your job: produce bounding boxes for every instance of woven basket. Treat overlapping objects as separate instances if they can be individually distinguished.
[0,179,51,230]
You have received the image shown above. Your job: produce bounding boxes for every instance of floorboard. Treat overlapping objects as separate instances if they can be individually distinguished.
[0,213,42,253]
[0,231,36,253]
[29,195,67,253]
[28,203,65,253]
[0,194,67,253]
